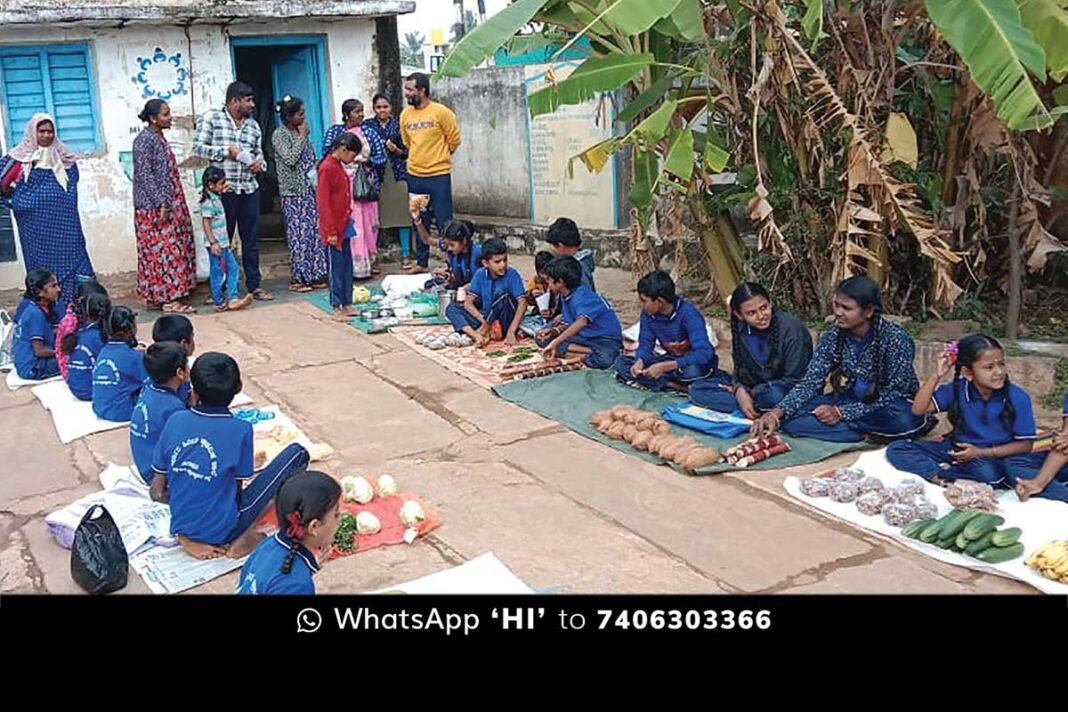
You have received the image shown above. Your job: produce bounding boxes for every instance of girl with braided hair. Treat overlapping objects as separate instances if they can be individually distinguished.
[752,275,930,443]
[887,334,1038,486]
[236,471,341,595]
[689,282,812,417]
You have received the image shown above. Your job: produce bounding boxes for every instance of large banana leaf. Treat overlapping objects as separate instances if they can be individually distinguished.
[663,127,696,181]
[925,0,1051,130]
[527,53,655,119]
[555,0,685,57]
[630,99,678,146]
[434,0,549,79]
[615,74,678,124]
[1017,0,1068,82]
[803,0,824,49]
[653,0,708,43]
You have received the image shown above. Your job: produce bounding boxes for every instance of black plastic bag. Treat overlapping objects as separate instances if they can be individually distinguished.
[70,505,128,595]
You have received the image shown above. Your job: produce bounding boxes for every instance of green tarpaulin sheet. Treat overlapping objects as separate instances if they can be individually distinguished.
[493,370,866,475]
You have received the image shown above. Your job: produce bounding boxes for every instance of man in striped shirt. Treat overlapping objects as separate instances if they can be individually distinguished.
[193,81,273,301]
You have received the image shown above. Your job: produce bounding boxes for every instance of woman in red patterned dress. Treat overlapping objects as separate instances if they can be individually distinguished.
[132,99,197,313]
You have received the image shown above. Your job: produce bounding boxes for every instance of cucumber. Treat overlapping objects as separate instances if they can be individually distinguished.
[902,518,934,539]
[955,532,970,550]
[990,527,1022,547]
[919,512,955,543]
[964,531,997,556]
[976,542,1025,563]
[937,533,958,549]
[963,513,1006,541]
[941,509,984,540]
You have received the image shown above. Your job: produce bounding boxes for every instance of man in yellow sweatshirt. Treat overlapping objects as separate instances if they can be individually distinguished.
[401,72,462,269]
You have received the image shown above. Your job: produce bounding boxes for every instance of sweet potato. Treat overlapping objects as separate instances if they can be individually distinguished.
[631,430,654,451]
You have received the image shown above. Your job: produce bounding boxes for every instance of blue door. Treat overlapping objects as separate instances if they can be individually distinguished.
[271,46,325,158]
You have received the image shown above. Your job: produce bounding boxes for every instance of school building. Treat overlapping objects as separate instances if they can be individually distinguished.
[0,0,414,291]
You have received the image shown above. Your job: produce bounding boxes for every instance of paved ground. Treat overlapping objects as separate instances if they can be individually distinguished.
[0,255,1033,594]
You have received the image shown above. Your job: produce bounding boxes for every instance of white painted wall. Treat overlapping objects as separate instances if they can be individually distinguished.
[0,17,380,291]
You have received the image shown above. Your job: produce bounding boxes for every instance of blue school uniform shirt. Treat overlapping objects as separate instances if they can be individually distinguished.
[635,297,716,372]
[92,341,148,422]
[576,249,597,292]
[560,285,623,341]
[448,242,482,287]
[130,380,187,482]
[847,329,875,400]
[746,327,768,366]
[236,533,320,595]
[12,298,56,378]
[66,323,104,401]
[932,380,1037,448]
[468,265,526,310]
[152,404,254,545]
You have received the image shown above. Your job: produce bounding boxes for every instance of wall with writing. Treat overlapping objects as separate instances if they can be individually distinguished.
[524,62,618,230]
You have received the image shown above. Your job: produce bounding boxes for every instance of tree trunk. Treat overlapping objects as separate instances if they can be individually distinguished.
[1006,179,1022,341]
[688,198,743,307]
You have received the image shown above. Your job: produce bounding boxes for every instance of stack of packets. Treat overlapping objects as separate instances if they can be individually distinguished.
[722,435,791,468]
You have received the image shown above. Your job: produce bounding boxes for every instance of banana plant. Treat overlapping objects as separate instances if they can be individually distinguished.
[435,0,743,299]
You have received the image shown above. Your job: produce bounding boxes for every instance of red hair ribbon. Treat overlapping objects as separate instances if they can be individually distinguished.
[285,511,304,539]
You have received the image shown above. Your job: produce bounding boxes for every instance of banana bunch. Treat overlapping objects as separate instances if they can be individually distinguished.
[1025,540,1068,583]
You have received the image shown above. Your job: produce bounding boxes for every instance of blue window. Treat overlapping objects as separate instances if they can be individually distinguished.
[0,43,102,153]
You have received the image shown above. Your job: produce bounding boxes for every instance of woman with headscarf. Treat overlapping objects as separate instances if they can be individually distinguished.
[323,99,386,279]
[0,113,95,313]
[272,95,327,293]
[363,93,413,271]
[131,99,197,313]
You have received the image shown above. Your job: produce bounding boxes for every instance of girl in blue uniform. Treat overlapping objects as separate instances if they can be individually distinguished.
[61,291,110,401]
[236,471,341,595]
[1010,389,1068,503]
[690,282,813,415]
[430,219,482,289]
[751,276,930,443]
[887,335,1037,486]
[11,269,61,380]
[92,306,148,422]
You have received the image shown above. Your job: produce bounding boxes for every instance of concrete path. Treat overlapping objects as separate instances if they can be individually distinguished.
[0,258,1032,594]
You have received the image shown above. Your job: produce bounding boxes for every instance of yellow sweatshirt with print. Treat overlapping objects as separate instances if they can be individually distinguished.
[400,101,462,177]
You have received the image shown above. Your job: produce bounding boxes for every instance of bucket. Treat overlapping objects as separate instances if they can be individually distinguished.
[437,290,456,317]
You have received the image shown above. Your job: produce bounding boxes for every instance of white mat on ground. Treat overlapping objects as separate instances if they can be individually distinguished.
[784,449,1068,594]
[369,553,534,594]
[381,272,433,297]
[5,367,62,390]
[30,379,252,444]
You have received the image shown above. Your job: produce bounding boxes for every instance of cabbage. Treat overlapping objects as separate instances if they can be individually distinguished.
[355,511,381,535]
[341,476,374,504]
[377,474,398,497]
[400,500,426,527]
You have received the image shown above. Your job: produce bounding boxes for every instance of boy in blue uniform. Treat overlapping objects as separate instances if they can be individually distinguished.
[445,237,528,346]
[613,270,720,391]
[152,314,195,405]
[888,335,1036,486]
[546,217,596,292]
[130,341,189,484]
[538,256,622,369]
[150,352,310,560]
[236,471,341,595]
[1008,389,1068,503]
[92,306,147,422]
[12,269,61,380]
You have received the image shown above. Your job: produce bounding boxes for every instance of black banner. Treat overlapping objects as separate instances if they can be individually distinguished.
[1,594,1063,649]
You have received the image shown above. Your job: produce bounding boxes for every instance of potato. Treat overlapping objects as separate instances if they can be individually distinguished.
[652,420,671,435]
[679,447,722,471]
[606,421,627,439]
[631,430,654,451]
[622,424,639,443]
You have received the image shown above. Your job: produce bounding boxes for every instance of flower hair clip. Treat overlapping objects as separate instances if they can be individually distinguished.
[943,340,959,365]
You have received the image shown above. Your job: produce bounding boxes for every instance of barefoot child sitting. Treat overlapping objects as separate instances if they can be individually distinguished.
[236,471,341,595]
[1011,387,1068,503]
[153,314,196,405]
[538,256,622,369]
[444,237,528,346]
[149,352,311,559]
